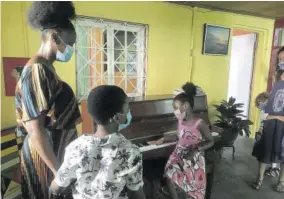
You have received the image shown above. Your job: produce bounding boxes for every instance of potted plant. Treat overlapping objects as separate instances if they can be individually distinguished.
[213,97,253,145]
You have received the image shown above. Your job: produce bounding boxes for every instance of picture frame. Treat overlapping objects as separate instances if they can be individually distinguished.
[3,57,29,96]
[202,24,231,55]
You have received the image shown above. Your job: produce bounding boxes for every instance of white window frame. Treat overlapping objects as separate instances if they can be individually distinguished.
[75,17,148,101]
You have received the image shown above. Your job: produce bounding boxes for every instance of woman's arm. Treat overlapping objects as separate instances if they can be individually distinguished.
[266,115,284,122]
[25,114,60,176]
[197,121,214,151]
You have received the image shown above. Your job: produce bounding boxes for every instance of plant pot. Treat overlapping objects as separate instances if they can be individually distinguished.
[219,130,239,146]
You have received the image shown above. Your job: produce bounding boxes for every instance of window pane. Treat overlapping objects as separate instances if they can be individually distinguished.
[127,32,137,51]
[114,30,125,50]
[76,18,146,99]
[114,50,125,63]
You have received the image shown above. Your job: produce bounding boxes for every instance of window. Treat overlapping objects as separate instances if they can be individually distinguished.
[75,17,147,101]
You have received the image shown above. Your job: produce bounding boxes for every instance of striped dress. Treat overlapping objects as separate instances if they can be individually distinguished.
[15,63,81,199]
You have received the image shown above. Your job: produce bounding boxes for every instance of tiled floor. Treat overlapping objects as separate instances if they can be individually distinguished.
[211,137,283,199]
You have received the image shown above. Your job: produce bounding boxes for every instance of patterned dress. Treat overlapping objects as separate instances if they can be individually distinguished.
[165,119,206,199]
[15,63,81,199]
[54,133,143,199]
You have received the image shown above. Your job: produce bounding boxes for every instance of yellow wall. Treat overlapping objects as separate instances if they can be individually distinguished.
[190,8,274,135]
[1,2,274,136]
[1,2,193,129]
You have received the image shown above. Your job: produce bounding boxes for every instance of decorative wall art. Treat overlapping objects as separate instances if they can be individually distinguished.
[203,24,231,55]
[2,57,29,96]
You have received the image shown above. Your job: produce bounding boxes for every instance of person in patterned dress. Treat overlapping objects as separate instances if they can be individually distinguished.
[15,2,81,199]
[154,82,214,199]
[50,85,146,199]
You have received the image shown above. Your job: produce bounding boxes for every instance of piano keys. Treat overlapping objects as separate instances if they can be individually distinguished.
[80,94,222,199]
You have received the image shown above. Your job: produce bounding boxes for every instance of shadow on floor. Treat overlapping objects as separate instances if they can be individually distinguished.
[211,137,283,199]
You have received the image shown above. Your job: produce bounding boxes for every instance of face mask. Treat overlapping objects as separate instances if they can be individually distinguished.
[258,103,267,111]
[56,38,74,62]
[118,111,132,131]
[174,109,186,120]
[278,62,284,70]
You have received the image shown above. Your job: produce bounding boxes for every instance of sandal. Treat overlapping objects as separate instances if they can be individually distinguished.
[252,179,263,190]
[276,181,284,192]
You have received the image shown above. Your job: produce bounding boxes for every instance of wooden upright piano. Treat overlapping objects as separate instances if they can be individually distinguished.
[81,94,222,199]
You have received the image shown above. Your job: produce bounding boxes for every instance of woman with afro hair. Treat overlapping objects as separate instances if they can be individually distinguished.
[15,2,81,198]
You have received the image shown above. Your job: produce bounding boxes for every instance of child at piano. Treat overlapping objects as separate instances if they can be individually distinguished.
[50,85,146,199]
[154,82,214,199]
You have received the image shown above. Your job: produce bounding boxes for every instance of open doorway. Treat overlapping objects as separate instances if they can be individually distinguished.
[227,29,257,119]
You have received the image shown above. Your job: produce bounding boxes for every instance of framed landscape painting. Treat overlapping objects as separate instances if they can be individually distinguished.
[203,24,231,55]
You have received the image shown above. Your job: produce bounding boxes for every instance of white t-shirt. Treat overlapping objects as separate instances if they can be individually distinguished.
[55,133,143,199]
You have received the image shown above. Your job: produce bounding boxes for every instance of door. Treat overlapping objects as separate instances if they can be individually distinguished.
[227,33,257,118]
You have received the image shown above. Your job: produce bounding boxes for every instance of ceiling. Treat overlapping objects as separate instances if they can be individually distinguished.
[172,1,284,19]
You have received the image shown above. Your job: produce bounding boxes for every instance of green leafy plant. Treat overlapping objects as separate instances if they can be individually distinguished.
[213,97,253,137]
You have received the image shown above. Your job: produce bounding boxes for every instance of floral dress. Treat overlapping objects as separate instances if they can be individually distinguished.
[165,119,206,199]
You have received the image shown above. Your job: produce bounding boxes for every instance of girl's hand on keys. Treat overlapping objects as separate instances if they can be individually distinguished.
[155,137,165,145]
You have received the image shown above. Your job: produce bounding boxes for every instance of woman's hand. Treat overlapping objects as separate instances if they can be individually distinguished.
[183,146,198,160]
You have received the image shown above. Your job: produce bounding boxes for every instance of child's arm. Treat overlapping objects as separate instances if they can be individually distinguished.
[154,134,178,145]
[126,148,146,199]
[50,144,78,196]
[154,122,180,145]
[197,121,214,151]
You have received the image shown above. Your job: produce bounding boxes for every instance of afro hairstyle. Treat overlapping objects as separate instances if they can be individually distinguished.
[87,85,127,125]
[27,1,76,31]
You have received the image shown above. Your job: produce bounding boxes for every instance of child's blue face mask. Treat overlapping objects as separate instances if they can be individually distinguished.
[258,103,267,111]
[278,61,284,70]
[118,111,132,131]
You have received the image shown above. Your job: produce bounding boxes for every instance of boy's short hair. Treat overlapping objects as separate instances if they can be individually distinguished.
[255,92,269,107]
[87,85,127,125]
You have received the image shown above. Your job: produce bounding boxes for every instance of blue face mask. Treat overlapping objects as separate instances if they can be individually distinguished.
[278,62,284,70]
[118,111,132,131]
[56,38,74,62]
[258,103,267,111]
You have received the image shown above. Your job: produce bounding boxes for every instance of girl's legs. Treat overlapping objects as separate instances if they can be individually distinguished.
[276,163,284,192]
[253,162,267,189]
[166,178,179,199]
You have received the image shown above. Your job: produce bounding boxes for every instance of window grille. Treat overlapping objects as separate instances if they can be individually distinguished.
[75,17,147,101]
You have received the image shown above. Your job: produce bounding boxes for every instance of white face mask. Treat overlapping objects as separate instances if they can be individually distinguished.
[278,61,284,70]
[174,109,186,120]
[56,38,74,62]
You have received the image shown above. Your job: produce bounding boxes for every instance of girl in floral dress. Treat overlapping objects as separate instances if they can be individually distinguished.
[155,82,214,199]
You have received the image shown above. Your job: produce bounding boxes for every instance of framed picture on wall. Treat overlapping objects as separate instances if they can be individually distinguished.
[202,24,231,55]
[3,57,29,96]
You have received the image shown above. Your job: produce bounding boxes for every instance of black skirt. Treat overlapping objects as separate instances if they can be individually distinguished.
[252,119,284,164]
